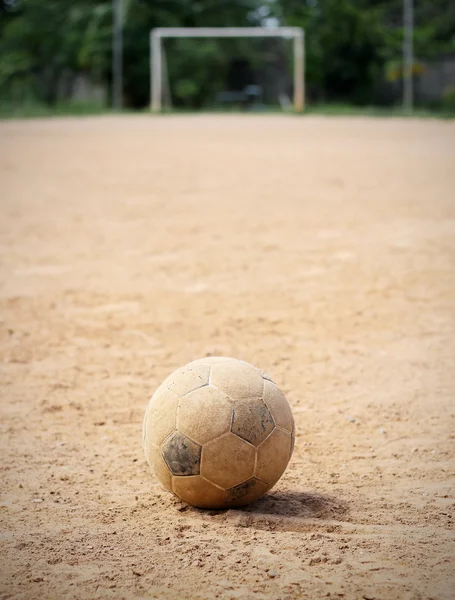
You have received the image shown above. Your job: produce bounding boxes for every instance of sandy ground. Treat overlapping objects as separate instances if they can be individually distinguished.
[0,114,454,600]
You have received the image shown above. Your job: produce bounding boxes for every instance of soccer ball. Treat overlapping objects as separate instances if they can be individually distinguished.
[142,357,295,509]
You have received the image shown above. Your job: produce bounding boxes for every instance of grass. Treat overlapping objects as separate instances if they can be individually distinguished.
[1,101,454,120]
[0,100,112,119]
[155,102,455,119]
[304,103,455,119]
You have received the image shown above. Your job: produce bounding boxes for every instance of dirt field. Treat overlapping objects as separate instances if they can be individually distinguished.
[0,114,454,600]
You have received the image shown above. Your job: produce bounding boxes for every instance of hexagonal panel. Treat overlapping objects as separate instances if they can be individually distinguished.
[142,403,149,448]
[143,387,180,447]
[262,372,275,382]
[172,475,226,509]
[144,444,172,492]
[178,385,233,445]
[225,477,270,508]
[231,398,275,446]
[210,360,264,400]
[162,431,201,476]
[290,422,295,456]
[188,356,234,367]
[201,433,255,489]
[161,364,211,398]
[239,360,275,383]
[256,428,292,485]
[262,380,294,433]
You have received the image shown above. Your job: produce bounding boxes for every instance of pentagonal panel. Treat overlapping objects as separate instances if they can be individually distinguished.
[143,387,180,447]
[262,380,294,433]
[172,475,225,509]
[201,433,255,489]
[178,385,233,445]
[256,428,292,485]
[210,360,264,400]
[144,444,173,492]
[162,431,201,476]
[231,398,275,446]
[160,364,211,398]
[225,477,269,508]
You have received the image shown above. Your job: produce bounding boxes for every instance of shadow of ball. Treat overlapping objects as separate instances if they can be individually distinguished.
[142,357,295,509]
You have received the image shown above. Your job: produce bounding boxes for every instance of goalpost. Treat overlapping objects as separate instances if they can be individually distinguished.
[150,27,305,112]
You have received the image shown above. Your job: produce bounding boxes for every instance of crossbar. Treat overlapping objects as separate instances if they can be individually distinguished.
[153,27,302,39]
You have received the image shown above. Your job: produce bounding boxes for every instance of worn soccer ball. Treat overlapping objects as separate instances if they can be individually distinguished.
[142,357,294,509]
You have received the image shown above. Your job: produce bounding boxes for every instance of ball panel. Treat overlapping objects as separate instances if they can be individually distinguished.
[262,372,275,382]
[172,475,225,509]
[262,380,294,433]
[161,364,211,397]
[256,428,293,485]
[210,361,264,400]
[239,360,275,383]
[188,356,234,367]
[162,431,201,476]
[142,403,149,448]
[231,398,274,446]
[143,387,180,447]
[178,385,233,445]
[201,433,255,489]
[145,444,173,492]
[225,477,269,507]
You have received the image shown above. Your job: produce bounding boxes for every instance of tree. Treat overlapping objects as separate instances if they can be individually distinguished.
[1,0,453,110]
[0,0,111,105]
[274,0,455,105]
[0,0,265,108]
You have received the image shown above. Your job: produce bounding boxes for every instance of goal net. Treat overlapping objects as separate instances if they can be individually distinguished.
[150,27,305,113]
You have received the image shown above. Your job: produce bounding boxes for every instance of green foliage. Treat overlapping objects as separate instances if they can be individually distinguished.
[442,86,455,111]
[0,0,454,111]
[0,0,111,105]
[276,0,455,105]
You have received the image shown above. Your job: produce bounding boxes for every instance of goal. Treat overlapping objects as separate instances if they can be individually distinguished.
[150,27,305,112]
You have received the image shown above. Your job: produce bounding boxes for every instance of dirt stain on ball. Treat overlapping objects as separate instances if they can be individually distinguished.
[231,399,275,446]
[162,431,202,476]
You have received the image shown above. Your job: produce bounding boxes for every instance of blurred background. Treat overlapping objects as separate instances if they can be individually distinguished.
[0,0,454,116]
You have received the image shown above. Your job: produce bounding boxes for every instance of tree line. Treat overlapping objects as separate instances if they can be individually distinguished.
[1,0,454,110]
